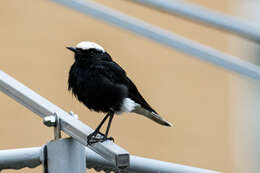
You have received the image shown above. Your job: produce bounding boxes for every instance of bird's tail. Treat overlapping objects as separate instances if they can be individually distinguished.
[133,107,172,127]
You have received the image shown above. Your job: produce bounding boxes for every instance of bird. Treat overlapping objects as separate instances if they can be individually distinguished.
[67,41,172,144]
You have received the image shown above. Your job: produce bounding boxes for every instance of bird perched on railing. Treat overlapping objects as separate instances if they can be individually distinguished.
[67,41,172,144]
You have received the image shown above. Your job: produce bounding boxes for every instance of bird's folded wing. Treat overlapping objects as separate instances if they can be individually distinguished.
[96,60,157,114]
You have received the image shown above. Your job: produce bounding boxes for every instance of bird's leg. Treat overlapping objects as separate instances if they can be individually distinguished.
[104,113,114,141]
[93,113,111,135]
[87,112,110,144]
[87,112,114,145]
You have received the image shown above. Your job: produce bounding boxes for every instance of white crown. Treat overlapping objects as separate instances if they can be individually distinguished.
[76,41,105,52]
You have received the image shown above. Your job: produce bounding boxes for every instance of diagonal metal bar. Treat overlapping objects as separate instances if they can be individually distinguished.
[51,0,260,81]
[0,70,129,168]
[130,0,260,43]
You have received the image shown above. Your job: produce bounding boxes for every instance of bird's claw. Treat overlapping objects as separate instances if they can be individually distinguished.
[105,136,114,142]
[87,132,114,145]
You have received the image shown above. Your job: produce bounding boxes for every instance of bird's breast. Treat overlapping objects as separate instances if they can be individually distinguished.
[68,64,129,113]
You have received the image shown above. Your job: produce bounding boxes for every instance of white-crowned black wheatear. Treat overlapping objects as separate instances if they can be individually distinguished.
[67,41,172,144]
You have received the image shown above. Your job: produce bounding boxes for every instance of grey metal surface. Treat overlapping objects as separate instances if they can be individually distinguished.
[0,70,129,168]
[130,0,260,42]
[85,147,221,173]
[88,140,129,169]
[0,147,42,170]
[46,138,86,173]
[0,141,221,172]
[52,0,260,81]
[43,114,62,140]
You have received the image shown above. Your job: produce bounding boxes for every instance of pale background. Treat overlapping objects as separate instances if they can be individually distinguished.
[0,0,241,172]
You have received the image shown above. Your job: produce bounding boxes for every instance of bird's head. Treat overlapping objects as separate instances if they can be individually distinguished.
[67,41,106,61]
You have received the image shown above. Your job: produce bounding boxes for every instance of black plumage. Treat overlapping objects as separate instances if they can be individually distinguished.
[67,42,172,144]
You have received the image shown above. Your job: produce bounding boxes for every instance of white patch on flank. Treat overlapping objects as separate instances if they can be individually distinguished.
[76,41,105,52]
[117,98,139,115]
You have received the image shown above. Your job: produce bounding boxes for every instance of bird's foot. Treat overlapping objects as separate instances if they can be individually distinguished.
[87,132,114,145]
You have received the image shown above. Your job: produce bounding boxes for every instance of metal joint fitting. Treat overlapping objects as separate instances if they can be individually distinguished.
[43,114,57,127]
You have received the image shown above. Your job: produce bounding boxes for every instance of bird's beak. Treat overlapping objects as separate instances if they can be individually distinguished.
[66,47,78,53]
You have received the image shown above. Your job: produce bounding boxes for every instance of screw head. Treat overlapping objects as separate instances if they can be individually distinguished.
[43,115,56,127]
[69,111,78,119]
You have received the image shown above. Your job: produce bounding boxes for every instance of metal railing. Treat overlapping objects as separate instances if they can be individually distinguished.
[52,0,260,81]
[0,70,220,173]
[3,0,258,172]
[0,70,128,169]
[0,139,221,173]
[130,0,260,42]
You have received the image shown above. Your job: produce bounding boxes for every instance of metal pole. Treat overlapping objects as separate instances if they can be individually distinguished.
[85,146,222,173]
[45,138,86,173]
[0,144,221,173]
[130,0,260,42]
[0,147,42,170]
[52,0,260,81]
[0,70,220,172]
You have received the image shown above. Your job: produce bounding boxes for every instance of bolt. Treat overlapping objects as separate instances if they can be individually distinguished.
[69,111,78,119]
[43,115,56,127]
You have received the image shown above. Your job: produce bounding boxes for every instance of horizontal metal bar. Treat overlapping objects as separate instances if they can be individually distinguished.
[0,70,129,168]
[52,0,260,81]
[0,143,221,173]
[85,147,221,173]
[0,147,42,170]
[130,0,260,42]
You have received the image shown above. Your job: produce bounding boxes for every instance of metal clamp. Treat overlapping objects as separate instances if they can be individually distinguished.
[43,113,61,140]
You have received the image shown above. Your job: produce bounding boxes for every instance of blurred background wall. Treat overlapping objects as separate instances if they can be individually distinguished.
[230,0,260,173]
[0,0,246,172]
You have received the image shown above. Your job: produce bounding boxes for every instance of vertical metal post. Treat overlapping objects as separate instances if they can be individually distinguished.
[231,0,260,173]
[45,138,86,173]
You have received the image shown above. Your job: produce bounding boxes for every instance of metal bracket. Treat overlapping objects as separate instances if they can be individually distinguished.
[42,111,79,140]
[46,138,86,173]
[43,113,61,140]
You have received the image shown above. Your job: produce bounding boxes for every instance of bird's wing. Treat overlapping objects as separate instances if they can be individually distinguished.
[96,61,172,127]
[98,61,157,114]
[125,77,157,113]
